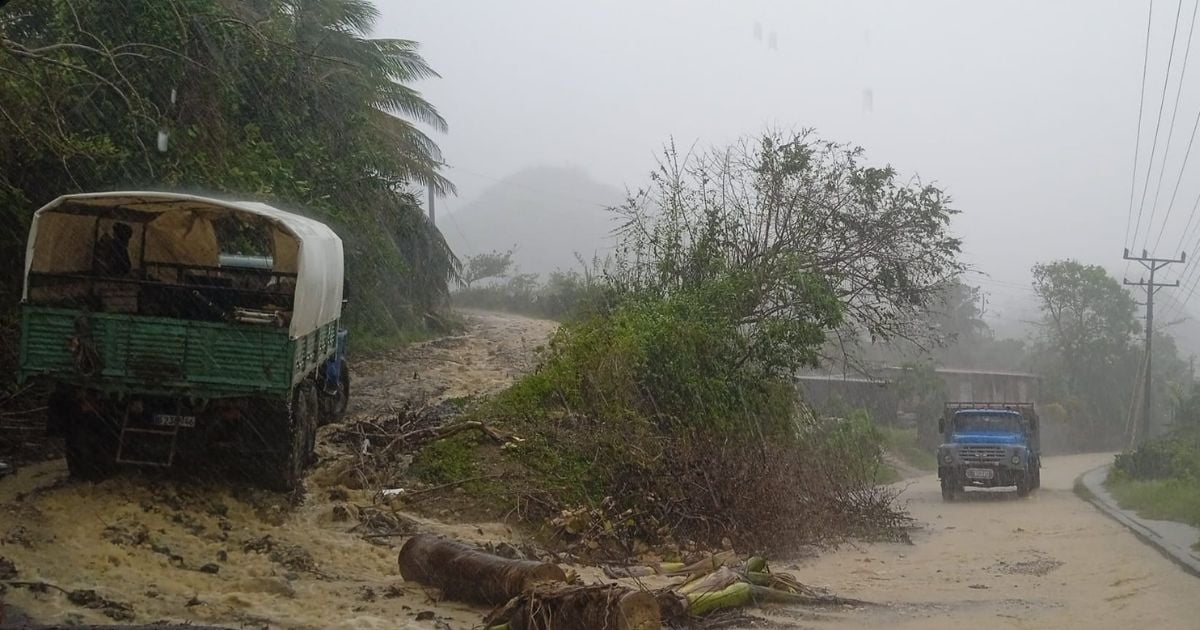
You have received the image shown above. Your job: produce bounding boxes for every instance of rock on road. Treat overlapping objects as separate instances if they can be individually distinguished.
[750,453,1200,629]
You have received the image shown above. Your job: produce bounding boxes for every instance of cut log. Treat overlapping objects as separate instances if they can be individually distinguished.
[488,584,663,630]
[398,534,567,605]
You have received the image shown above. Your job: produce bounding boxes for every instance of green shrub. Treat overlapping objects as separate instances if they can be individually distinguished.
[1114,431,1200,481]
[409,433,481,485]
[473,283,906,553]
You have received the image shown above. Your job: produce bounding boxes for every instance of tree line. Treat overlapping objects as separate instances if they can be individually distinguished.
[0,0,457,350]
[897,261,1191,452]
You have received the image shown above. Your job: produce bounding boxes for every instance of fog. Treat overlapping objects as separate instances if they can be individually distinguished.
[382,0,1197,337]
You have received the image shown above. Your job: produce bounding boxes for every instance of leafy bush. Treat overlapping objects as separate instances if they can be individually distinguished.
[498,274,834,434]
[1115,384,1200,481]
[1114,429,1200,480]
[472,280,907,553]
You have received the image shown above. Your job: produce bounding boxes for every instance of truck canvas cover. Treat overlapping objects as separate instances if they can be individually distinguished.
[23,192,344,338]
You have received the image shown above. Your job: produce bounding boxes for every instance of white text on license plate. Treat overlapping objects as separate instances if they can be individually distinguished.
[153,414,196,428]
[966,468,994,480]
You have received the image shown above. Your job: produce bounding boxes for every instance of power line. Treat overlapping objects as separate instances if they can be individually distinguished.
[1158,187,1200,319]
[1166,247,1200,316]
[1128,0,1160,249]
[1148,0,1200,250]
[1132,0,1184,248]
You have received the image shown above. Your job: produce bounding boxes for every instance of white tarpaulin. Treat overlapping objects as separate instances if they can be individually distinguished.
[23,192,344,338]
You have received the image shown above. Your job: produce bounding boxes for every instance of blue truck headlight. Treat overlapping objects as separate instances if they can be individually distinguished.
[943,453,953,464]
[1011,454,1021,465]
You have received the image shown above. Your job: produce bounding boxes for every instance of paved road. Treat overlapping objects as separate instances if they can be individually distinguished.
[751,453,1200,629]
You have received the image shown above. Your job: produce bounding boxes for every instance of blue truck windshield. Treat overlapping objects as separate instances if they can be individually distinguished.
[954,413,1022,433]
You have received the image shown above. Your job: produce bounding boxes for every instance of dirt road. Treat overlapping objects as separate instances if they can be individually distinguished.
[750,453,1200,629]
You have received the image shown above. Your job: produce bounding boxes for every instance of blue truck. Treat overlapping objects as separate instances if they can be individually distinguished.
[936,402,1041,501]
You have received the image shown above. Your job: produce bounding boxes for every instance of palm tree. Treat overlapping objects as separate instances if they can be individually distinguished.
[270,0,454,194]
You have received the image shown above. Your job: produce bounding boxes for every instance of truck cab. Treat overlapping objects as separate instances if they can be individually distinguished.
[18,192,350,491]
[936,403,1041,500]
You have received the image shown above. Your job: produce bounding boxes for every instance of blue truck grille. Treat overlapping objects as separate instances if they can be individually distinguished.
[959,445,1006,463]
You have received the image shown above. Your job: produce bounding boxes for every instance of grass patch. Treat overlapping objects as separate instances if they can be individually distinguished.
[1105,475,1200,530]
[879,426,938,471]
[409,433,482,485]
[875,465,903,485]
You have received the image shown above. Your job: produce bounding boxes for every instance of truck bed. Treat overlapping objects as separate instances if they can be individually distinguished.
[19,306,336,397]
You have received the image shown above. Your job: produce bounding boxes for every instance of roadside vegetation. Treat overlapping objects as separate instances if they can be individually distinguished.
[452,250,604,321]
[0,0,459,359]
[1109,386,1200,534]
[879,260,1193,455]
[414,132,965,555]
[879,426,938,472]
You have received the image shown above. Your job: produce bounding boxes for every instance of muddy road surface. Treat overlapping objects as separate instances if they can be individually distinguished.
[748,453,1200,629]
[0,311,557,629]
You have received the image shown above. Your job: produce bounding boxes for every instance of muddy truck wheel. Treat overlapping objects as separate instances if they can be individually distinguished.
[65,409,119,481]
[262,384,317,492]
[1016,472,1032,497]
[940,476,960,501]
[318,368,350,426]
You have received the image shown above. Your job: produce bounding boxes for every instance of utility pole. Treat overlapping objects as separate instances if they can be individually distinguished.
[1123,249,1186,445]
[427,183,436,225]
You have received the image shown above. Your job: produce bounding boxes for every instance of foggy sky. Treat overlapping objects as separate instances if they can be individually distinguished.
[381,0,1195,333]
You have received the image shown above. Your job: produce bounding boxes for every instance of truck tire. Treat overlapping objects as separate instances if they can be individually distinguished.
[1016,472,1032,497]
[65,410,119,481]
[940,476,960,501]
[318,368,350,426]
[263,384,316,492]
[1031,463,1041,489]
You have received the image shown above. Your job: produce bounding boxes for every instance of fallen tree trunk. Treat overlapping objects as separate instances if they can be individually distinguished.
[486,584,664,630]
[398,534,567,605]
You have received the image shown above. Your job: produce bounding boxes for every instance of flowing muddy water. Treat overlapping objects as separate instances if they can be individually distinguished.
[738,453,1200,629]
[0,311,557,629]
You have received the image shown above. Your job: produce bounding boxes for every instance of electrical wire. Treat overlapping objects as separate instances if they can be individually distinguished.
[1129,0,1160,249]
[1132,0,1184,248]
[1149,0,1200,251]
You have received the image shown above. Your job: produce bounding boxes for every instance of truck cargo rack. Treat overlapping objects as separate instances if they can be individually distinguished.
[943,402,1036,413]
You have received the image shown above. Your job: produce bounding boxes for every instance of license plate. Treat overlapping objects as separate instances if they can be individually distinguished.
[153,414,195,428]
[966,468,994,480]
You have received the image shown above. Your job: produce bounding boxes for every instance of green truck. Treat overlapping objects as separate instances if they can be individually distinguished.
[18,192,350,491]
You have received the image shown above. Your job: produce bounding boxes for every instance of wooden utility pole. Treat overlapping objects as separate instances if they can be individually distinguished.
[1123,249,1186,445]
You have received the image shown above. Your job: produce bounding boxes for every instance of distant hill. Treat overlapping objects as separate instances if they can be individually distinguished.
[442,166,625,277]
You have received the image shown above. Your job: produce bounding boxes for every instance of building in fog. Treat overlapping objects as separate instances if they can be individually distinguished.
[792,364,1036,424]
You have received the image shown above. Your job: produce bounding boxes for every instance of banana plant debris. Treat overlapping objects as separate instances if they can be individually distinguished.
[398,533,873,630]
